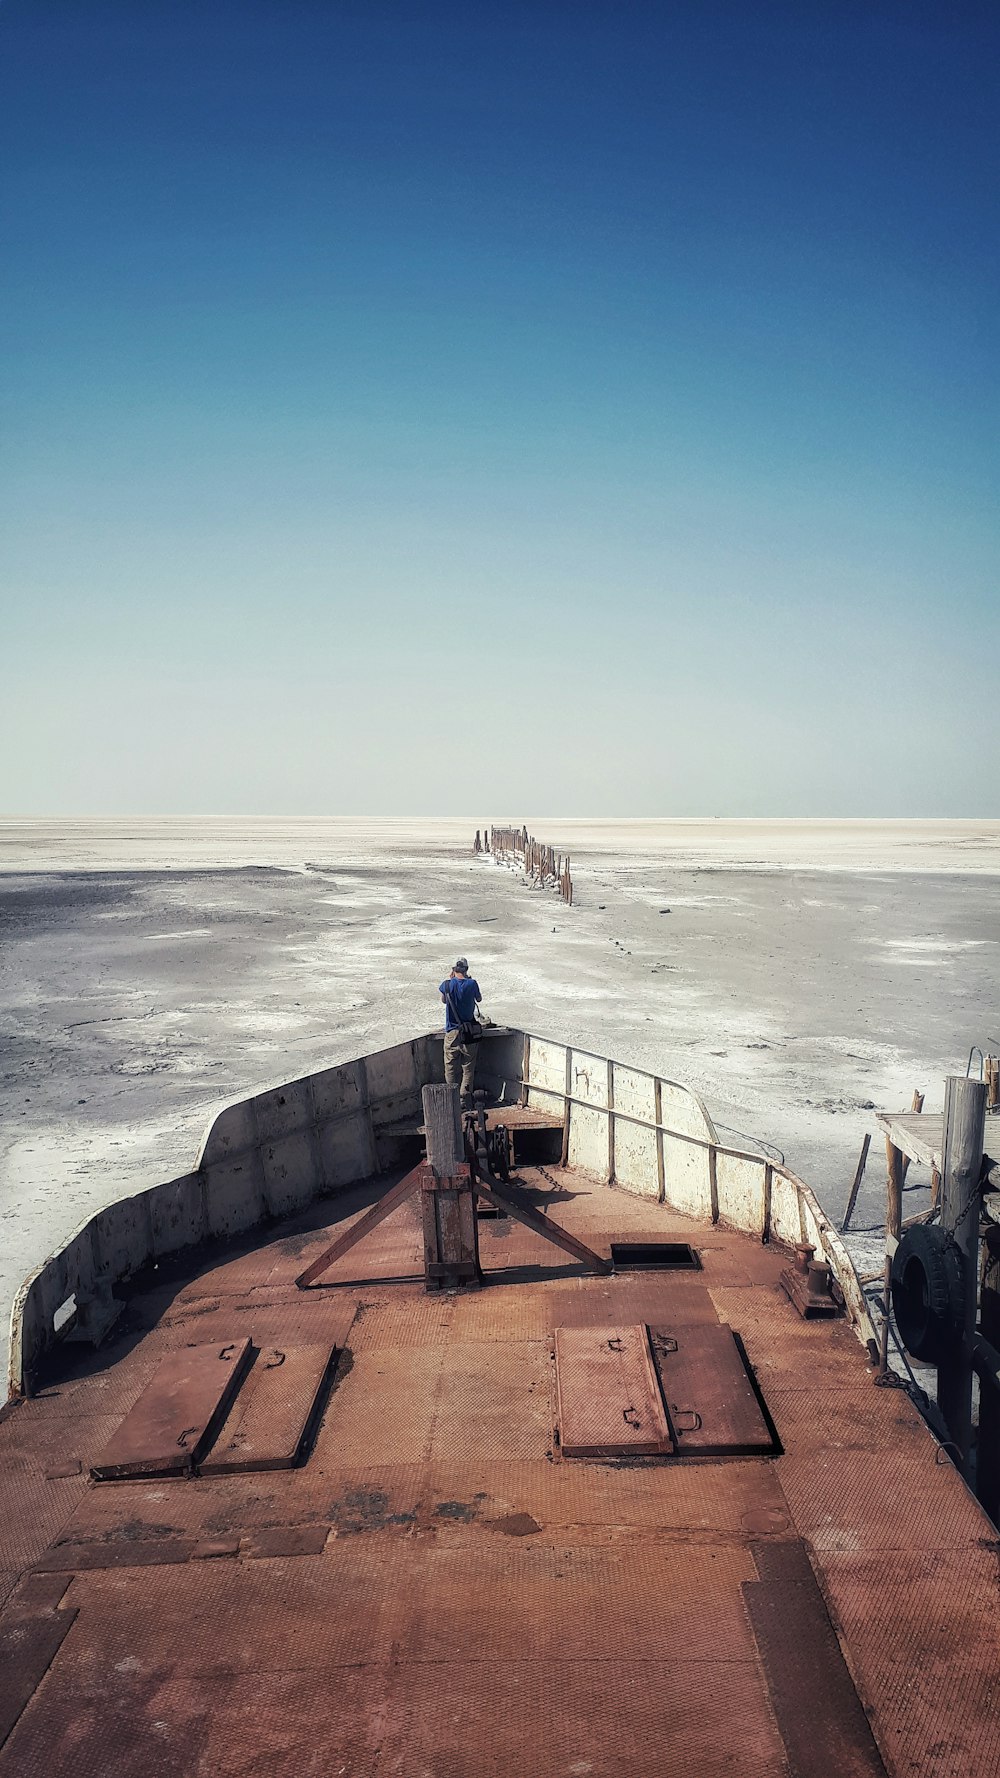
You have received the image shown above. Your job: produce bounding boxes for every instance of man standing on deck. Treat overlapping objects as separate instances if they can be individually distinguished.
[439,957,482,1108]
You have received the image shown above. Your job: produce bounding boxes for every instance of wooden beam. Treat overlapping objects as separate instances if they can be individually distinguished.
[295,1165,424,1288]
[472,1179,612,1274]
[885,1137,903,1243]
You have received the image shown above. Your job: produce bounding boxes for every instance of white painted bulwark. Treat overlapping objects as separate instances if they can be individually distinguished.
[662,1139,712,1218]
[260,1129,322,1218]
[318,1113,376,1188]
[524,1037,568,1104]
[715,1152,768,1232]
[568,1104,608,1175]
[146,1172,207,1254]
[7,1024,876,1395]
[570,1051,610,1109]
[310,1060,366,1121]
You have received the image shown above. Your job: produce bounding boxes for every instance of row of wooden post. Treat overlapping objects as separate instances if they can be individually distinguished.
[477,825,573,905]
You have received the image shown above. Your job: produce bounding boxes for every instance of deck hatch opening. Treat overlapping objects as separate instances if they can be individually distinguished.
[611,1242,701,1270]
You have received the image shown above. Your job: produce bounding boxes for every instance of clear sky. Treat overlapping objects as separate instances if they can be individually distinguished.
[1,2,997,817]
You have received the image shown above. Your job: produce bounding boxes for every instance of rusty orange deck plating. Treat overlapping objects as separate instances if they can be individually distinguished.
[1,1166,998,1776]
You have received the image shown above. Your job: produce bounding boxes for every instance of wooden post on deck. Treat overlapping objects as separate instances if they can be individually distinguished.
[885,1137,904,1243]
[878,1136,905,1377]
[899,1090,924,1188]
[937,1074,987,1474]
[421,1084,481,1292]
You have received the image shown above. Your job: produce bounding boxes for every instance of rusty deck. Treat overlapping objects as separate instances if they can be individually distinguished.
[2,1166,999,1777]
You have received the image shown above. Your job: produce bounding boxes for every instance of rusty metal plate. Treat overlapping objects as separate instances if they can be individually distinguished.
[199,1343,337,1475]
[477,1218,568,1273]
[447,1281,580,1343]
[743,1556,888,1776]
[347,1293,456,1348]
[34,1538,199,1572]
[554,1324,672,1457]
[379,1656,786,1778]
[0,1586,78,1748]
[401,1537,759,1663]
[156,1295,358,1352]
[765,1380,929,1457]
[319,1455,787,1542]
[295,1194,424,1287]
[710,1287,861,1376]
[816,1546,1000,1778]
[429,1341,554,1463]
[554,1278,722,1327]
[321,1345,444,1465]
[0,1409,122,1573]
[239,1525,330,1559]
[55,1547,409,1672]
[0,1661,385,1778]
[650,1324,777,1455]
[778,1442,995,1554]
[90,1338,253,1480]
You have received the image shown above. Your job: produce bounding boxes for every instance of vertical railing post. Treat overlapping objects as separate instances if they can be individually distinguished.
[654,1079,666,1204]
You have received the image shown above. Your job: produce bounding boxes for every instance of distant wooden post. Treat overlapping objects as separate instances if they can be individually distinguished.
[937,1074,987,1473]
[421,1084,480,1292]
[841,1132,871,1232]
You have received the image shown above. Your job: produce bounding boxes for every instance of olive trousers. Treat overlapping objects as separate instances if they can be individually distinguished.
[444,1029,478,1104]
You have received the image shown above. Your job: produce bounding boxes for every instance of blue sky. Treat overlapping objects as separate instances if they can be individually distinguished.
[2,2,997,815]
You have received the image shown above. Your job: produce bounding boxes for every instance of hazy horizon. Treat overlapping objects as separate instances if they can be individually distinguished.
[3,814,1000,877]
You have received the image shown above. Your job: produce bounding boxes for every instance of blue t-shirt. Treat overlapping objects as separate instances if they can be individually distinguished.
[440,976,481,1030]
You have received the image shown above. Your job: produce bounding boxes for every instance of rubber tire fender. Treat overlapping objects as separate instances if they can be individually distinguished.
[890,1224,965,1363]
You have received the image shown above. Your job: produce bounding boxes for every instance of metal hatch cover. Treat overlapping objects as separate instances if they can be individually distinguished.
[199,1343,338,1475]
[554,1324,673,1458]
[90,1338,253,1480]
[650,1324,777,1456]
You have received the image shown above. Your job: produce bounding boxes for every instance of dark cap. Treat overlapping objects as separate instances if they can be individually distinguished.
[453,957,469,972]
